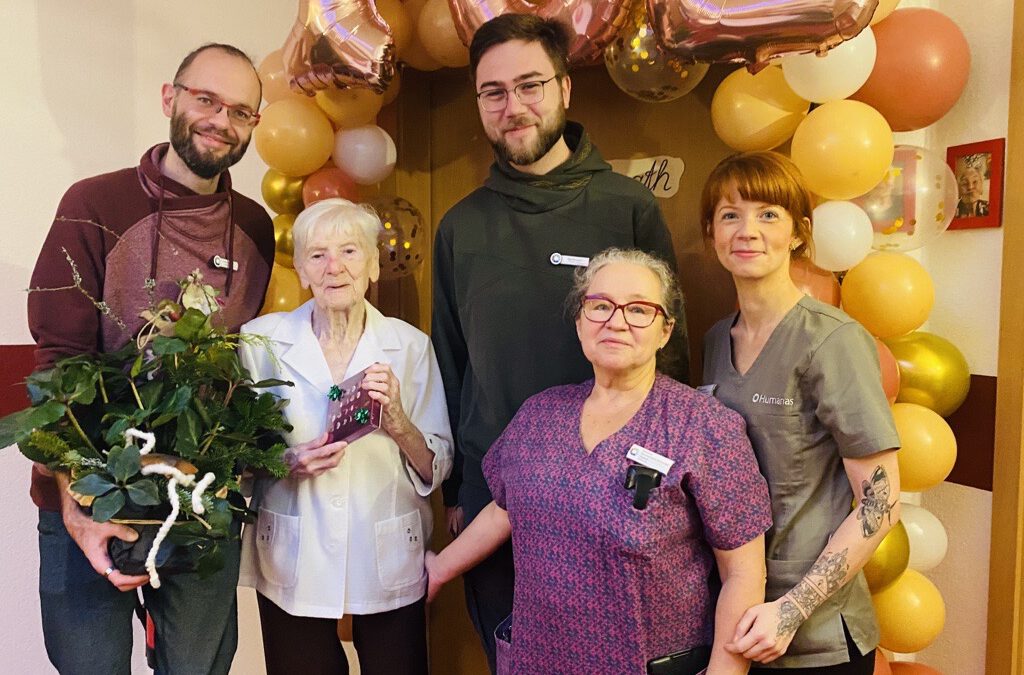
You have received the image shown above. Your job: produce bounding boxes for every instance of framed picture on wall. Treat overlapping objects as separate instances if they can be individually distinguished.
[947,138,1005,230]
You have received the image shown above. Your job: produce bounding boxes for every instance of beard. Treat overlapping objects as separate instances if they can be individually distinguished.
[169,109,250,180]
[489,104,566,167]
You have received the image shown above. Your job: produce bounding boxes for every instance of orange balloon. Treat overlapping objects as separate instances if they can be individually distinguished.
[872,570,945,653]
[875,339,900,405]
[302,167,359,207]
[790,258,840,307]
[711,66,809,152]
[840,252,934,339]
[417,0,469,68]
[315,87,384,129]
[891,402,957,492]
[890,664,943,675]
[257,49,306,104]
[261,169,306,215]
[851,8,970,132]
[791,100,894,200]
[873,650,893,675]
[260,263,312,315]
[254,98,334,177]
[376,0,413,58]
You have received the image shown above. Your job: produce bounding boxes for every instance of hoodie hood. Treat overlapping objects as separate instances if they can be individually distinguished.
[484,121,612,214]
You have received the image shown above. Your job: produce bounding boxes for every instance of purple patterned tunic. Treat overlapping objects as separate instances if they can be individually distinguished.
[483,374,772,674]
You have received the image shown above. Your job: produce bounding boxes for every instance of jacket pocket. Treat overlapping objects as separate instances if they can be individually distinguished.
[254,507,301,588]
[375,510,425,591]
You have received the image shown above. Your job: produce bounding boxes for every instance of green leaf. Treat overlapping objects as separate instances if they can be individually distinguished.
[0,401,68,448]
[107,444,141,483]
[163,385,193,415]
[104,416,134,446]
[91,490,126,522]
[71,472,118,497]
[125,479,161,506]
[25,369,59,404]
[152,336,187,356]
[203,498,233,536]
[251,378,293,388]
[138,381,165,412]
[175,408,200,457]
[195,542,225,579]
[175,308,211,342]
[130,351,144,378]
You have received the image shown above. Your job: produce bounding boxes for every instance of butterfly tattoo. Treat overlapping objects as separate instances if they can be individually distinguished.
[857,465,895,538]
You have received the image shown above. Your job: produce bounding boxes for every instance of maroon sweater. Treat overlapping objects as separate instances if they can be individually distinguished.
[28,144,274,510]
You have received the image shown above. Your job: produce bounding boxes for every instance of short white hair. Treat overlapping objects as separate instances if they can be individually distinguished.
[291,198,382,263]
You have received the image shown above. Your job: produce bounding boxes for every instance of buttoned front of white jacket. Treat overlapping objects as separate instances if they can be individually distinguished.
[237,300,453,617]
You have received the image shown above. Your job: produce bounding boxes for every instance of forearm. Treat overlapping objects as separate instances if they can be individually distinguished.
[432,501,510,583]
[390,419,434,484]
[711,539,765,674]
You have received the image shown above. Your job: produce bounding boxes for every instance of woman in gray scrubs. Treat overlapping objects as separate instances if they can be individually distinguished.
[700,151,902,674]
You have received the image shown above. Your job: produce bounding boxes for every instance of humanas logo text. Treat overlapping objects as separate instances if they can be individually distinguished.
[752,393,794,406]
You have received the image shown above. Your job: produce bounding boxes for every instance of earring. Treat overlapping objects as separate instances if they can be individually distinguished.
[790,240,801,251]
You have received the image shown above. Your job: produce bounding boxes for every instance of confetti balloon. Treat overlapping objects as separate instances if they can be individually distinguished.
[852,145,959,252]
[605,0,709,103]
[369,197,428,280]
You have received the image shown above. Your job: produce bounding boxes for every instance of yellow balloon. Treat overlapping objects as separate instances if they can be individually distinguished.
[870,0,901,26]
[315,88,384,129]
[257,49,306,104]
[711,66,809,151]
[254,99,334,177]
[375,0,413,58]
[401,0,444,71]
[884,332,971,417]
[273,213,297,268]
[872,569,945,653]
[791,100,894,200]
[417,0,469,68]
[841,252,934,339]
[863,521,910,592]
[260,264,312,315]
[382,69,402,107]
[261,169,306,215]
[891,402,957,492]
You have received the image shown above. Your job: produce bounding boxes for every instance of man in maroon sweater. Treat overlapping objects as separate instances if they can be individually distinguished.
[28,44,274,674]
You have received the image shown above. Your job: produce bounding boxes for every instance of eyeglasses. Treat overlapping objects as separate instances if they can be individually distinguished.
[581,295,668,328]
[476,76,558,112]
[173,84,261,127]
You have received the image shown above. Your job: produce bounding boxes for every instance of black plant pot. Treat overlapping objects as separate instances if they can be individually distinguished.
[108,524,200,576]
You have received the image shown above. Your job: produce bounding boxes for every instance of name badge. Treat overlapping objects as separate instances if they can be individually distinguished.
[626,444,674,476]
[549,252,590,267]
[696,384,717,396]
[211,255,239,272]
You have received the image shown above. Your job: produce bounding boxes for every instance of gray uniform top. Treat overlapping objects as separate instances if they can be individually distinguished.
[703,296,900,669]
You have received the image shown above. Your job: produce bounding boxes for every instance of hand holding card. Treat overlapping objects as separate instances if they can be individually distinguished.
[325,366,383,445]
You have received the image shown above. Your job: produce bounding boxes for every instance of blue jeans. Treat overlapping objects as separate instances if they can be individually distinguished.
[38,509,241,675]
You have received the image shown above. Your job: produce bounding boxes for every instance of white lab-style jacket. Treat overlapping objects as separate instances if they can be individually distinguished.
[237,300,453,617]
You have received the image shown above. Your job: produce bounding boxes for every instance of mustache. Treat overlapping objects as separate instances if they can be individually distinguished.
[192,124,237,145]
[502,115,536,131]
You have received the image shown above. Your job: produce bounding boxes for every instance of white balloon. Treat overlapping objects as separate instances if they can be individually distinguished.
[902,503,948,571]
[781,27,877,103]
[332,125,397,185]
[811,201,874,271]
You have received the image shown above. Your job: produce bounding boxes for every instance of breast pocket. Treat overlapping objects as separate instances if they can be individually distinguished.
[375,510,425,591]
[747,411,817,492]
[254,507,301,588]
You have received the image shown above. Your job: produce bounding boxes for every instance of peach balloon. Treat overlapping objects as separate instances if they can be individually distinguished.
[851,8,970,132]
[254,98,335,177]
[889,662,943,675]
[710,66,809,152]
[258,49,306,104]
[872,570,945,653]
[790,258,840,307]
[840,252,934,339]
[260,263,312,315]
[791,100,894,200]
[417,0,469,68]
[315,87,384,128]
[876,339,900,405]
[302,166,359,207]
[891,402,957,492]
[873,650,892,675]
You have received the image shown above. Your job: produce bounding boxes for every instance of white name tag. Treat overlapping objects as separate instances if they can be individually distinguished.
[212,255,239,271]
[626,444,674,476]
[549,252,590,267]
[696,384,717,396]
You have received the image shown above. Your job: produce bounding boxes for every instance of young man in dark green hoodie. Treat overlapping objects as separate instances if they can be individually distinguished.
[430,13,688,670]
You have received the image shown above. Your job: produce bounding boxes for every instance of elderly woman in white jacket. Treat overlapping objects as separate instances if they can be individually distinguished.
[238,198,452,675]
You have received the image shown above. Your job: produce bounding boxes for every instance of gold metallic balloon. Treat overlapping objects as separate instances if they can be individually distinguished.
[863,520,909,592]
[262,169,307,215]
[260,263,313,316]
[273,213,298,269]
[605,0,709,103]
[883,331,970,417]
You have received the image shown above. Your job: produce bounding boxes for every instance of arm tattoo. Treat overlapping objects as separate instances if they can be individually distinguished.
[856,465,895,538]
[784,548,851,622]
[776,600,804,638]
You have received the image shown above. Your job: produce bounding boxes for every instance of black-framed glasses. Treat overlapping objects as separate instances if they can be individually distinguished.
[476,76,558,112]
[173,83,261,127]
[581,295,668,328]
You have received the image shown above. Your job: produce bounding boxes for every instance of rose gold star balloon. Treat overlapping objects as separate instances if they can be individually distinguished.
[447,0,631,65]
[648,0,878,71]
[283,0,396,95]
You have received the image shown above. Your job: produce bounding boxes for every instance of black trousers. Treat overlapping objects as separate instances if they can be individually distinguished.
[256,593,427,675]
[749,623,875,675]
[461,483,515,675]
